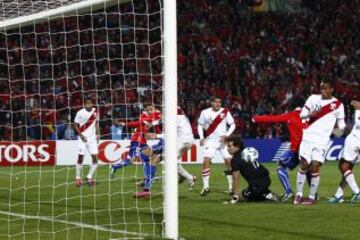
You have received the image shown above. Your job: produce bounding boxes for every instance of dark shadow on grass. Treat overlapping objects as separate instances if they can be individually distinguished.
[180,215,340,240]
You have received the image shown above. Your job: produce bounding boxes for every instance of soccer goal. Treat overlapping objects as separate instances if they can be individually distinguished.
[0,0,178,239]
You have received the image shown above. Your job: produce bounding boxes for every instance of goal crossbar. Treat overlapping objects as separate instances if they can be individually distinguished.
[0,0,130,30]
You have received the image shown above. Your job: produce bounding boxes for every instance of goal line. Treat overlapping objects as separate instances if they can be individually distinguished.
[0,210,151,238]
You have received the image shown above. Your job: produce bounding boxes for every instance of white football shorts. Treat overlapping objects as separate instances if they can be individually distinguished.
[77,136,98,155]
[342,133,360,164]
[299,139,328,164]
[202,139,231,160]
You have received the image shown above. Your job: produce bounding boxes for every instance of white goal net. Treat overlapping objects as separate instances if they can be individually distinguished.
[0,0,176,239]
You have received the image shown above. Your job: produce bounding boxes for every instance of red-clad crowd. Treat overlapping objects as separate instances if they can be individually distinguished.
[0,0,358,141]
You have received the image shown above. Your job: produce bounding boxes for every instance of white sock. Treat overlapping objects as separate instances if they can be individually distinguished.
[226,175,233,191]
[178,164,193,182]
[76,164,82,179]
[344,171,360,194]
[335,178,347,198]
[296,170,306,197]
[335,186,344,198]
[87,164,98,179]
[202,168,210,189]
[309,173,320,200]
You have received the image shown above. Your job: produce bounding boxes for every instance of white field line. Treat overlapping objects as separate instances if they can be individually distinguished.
[0,210,150,237]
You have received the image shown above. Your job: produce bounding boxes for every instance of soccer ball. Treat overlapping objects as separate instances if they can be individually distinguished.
[241,147,259,163]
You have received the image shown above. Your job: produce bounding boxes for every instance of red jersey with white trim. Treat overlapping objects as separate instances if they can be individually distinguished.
[126,110,162,144]
[198,107,235,141]
[301,94,345,145]
[74,107,99,139]
[253,109,306,152]
[177,107,194,142]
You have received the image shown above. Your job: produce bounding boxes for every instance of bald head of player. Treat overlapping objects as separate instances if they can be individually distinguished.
[320,80,334,100]
[84,98,93,112]
[210,96,222,111]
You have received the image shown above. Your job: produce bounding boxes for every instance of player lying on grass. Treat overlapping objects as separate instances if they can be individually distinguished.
[294,80,346,205]
[252,97,313,202]
[223,136,279,204]
[328,100,360,204]
[133,107,196,198]
[74,98,100,187]
[110,104,161,177]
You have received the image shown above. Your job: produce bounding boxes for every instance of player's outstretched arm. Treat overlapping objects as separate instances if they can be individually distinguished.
[252,113,290,123]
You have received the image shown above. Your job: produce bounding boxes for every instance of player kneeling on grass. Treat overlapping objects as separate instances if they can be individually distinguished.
[329,100,360,204]
[74,98,100,187]
[224,136,279,204]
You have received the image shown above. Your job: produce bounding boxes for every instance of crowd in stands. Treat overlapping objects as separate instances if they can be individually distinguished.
[0,0,359,141]
[178,0,359,138]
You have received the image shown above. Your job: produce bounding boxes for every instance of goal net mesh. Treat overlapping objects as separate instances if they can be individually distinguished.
[0,0,164,239]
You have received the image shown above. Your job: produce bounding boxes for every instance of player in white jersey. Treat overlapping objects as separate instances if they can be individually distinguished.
[197,96,236,196]
[328,100,360,204]
[176,107,197,190]
[74,98,100,187]
[294,81,346,205]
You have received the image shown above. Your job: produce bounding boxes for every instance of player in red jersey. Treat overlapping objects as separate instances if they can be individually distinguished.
[252,97,311,201]
[110,104,161,177]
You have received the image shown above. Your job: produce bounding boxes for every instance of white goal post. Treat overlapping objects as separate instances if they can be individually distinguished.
[0,0,179,239]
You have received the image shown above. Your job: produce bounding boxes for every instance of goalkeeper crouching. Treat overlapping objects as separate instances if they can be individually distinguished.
[224,136,279,204]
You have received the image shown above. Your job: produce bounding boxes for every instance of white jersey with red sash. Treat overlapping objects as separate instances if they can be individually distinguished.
[301,94,345,145]
[177,107,194,142]
[74,107,99,139]
[198,107,235,141]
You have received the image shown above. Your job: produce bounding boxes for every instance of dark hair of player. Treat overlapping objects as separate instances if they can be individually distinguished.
[320,79,335,88]
[144,102,154,107]
[84,97,93,103]
[225,136,245,151]
[290,97,305,109]
[211,95,222,102]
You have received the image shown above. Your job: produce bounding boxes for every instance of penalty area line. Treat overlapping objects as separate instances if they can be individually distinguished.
[0,210,149,237]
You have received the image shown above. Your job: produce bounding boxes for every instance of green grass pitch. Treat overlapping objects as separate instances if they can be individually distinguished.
[0,162,360,240]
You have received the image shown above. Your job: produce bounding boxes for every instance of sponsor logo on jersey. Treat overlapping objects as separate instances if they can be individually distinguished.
[330,103,337,110]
